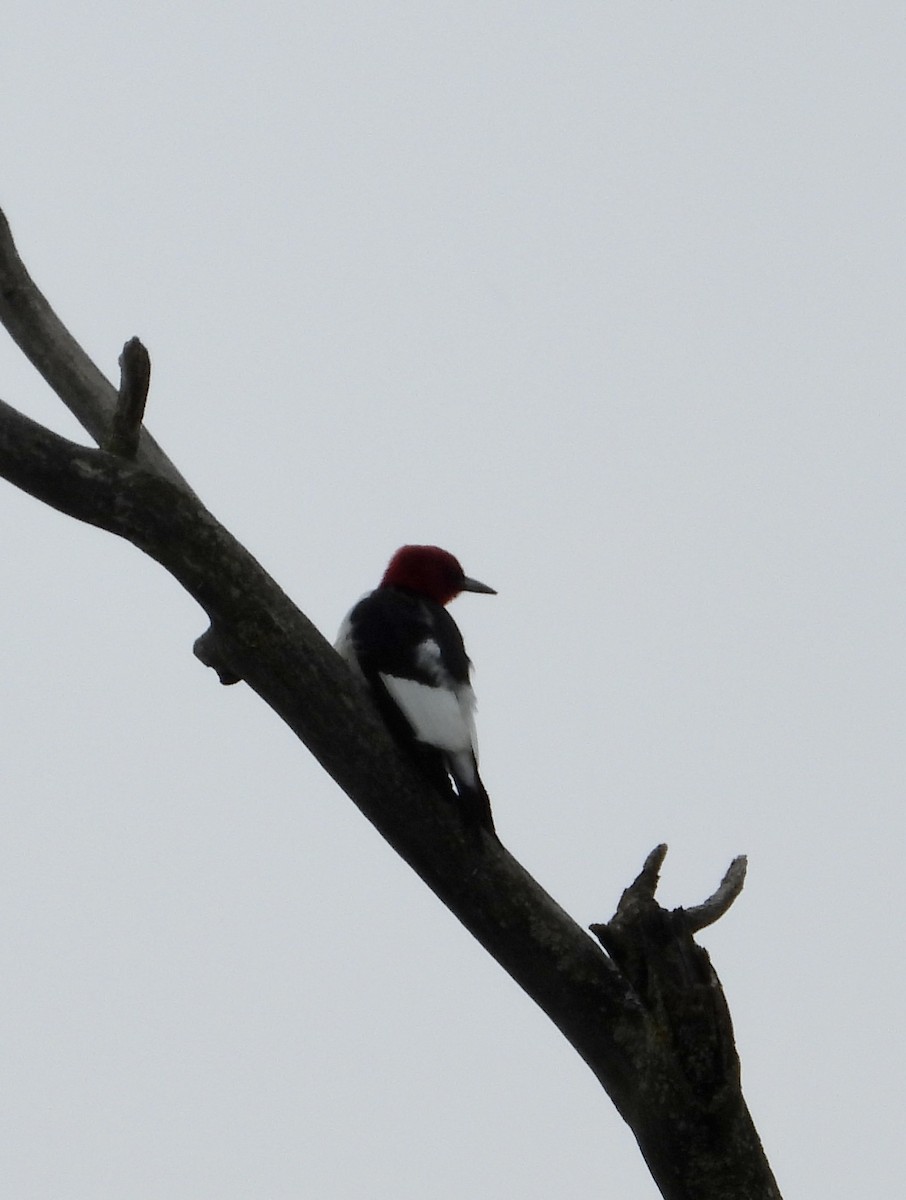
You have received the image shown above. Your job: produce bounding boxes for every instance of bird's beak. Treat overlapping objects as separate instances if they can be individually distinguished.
[461,576,497,595]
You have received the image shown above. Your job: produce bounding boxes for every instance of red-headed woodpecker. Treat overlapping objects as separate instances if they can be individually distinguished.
[336,545,497,838]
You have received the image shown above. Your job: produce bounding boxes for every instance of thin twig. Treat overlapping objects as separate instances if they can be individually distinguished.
[685,855,748,932]
[631,842,668,900]
[105,338,151,458]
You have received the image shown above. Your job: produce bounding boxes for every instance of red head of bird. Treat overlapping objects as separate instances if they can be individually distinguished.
[380,545,496,607]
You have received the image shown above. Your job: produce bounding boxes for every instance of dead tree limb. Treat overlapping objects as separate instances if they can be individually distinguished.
[0,206,782,1200]
[590,849,778,1199]
[0,208,189,489]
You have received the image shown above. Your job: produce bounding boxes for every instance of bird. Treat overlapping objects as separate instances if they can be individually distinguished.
[336,545,497,838]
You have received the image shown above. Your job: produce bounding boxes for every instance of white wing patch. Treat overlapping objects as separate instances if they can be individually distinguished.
[379,673,479,787]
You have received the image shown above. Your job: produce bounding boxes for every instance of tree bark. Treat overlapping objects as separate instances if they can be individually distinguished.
[0,207,782,1200]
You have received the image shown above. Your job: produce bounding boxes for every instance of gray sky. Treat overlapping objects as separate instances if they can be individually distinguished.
[1,4,903,1196]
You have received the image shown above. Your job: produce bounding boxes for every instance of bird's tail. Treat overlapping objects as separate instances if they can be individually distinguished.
[412,746,499,843]
[450,760,497,841]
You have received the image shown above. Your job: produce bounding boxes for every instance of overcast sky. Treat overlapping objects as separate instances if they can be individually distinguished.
[1,4,904,1197]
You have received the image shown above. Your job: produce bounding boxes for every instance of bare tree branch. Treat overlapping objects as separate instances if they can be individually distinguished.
[0,208,189,489]
[591,848,780,1200]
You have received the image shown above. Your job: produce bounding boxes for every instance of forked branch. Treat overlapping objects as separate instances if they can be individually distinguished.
[0,208,188,489]
[591,847,778,1200]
